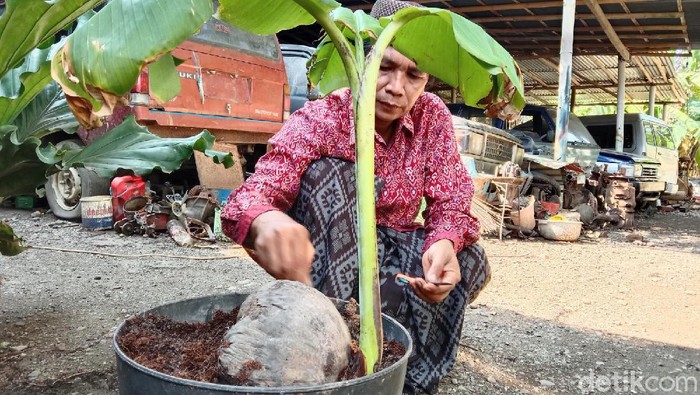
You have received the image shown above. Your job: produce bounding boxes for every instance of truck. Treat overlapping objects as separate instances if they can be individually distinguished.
[496,105,664,209]
[579,113,680,200]
[45,13,290,219]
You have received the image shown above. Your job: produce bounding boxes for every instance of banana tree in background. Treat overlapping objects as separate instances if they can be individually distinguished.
[48,0,524,372]
[0,0,233,256]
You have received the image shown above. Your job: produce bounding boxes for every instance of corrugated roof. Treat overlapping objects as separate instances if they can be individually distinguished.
[279,0,695,107]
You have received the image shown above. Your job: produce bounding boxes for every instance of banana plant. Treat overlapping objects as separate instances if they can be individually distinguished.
[46,0,524,373]
[218,0,524,372]
[0,0,234,256]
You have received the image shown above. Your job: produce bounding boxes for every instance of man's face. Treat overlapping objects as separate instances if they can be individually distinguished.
[375,47,429,127]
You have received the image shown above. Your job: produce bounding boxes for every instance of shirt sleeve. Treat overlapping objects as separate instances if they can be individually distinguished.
[220,104,325,245]
[422,103,481,253]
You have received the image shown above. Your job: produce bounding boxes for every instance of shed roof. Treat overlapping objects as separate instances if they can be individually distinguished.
[279,0,697,107]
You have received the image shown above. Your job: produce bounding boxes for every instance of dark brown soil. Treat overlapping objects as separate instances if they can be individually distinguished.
[117,299,406,386]
[117,308,240,383]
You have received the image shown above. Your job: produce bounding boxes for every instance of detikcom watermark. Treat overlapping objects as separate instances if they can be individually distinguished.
[576,369,699,393]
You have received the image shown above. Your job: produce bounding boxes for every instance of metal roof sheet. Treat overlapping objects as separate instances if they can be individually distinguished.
[278,0,695,107]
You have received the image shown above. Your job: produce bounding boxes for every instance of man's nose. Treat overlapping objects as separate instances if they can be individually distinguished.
[384,71,405,96]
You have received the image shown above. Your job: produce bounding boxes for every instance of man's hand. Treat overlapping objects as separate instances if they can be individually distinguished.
[410,239,461,303]
[247,210,314,285]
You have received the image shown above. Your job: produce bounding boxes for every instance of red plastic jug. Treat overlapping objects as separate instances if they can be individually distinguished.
[110,175,146,221]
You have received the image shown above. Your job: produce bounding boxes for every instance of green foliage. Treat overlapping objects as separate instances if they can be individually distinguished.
[0,221,27,257]
[0,0,104,78]
[56,116,233,178]
[52,0,212,124]
[0,125,51,197]
[215,0,524,374]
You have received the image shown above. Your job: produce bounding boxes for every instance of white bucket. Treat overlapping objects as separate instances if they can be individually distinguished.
[80,195,114,230]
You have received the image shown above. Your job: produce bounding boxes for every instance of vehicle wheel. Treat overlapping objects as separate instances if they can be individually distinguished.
[526,172,561,202]
[45,140,110,220]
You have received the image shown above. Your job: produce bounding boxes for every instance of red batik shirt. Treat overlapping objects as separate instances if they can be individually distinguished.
[221,88,480,253]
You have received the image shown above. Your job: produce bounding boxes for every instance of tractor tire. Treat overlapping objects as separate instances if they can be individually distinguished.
[526,172,562,202]
[45,140,110,220]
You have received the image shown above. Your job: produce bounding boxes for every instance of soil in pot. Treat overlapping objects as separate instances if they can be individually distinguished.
[116,298,405,385]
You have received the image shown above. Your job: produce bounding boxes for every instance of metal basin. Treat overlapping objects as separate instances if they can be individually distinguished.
[113,293,412,395]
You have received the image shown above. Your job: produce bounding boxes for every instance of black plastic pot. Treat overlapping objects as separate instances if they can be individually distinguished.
[113,293,413,395]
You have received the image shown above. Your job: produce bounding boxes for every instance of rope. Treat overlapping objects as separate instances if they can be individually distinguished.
[27,244,242,260]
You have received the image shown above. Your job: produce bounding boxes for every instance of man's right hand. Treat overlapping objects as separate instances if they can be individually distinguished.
[247,210,315,285]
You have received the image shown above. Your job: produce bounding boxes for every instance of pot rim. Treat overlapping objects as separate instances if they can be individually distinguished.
[112,292,413,393]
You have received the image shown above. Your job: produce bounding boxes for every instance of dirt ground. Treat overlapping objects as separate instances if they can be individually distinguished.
[1,206,699,394]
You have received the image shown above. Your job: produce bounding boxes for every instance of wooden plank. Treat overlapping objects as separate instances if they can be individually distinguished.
[194,142,244,190]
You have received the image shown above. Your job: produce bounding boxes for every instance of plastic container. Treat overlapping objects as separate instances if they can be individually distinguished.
[111,176,146,221]
[14,195,35,209]
[80,195,114,230]
[113,293,412,395]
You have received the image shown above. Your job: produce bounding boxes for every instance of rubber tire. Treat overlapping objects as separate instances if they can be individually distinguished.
[526,172,562,201]
[45,140,111,221]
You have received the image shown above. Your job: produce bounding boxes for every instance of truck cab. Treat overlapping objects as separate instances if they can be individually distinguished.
[579,113,680,196]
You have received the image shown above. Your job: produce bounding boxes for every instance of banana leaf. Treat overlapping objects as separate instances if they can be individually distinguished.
[55,115,233,178]
[52,0,212,127]
[10,81,78,144]
[0,125,51,198]
[217,0,339,34]
[0,221,27,257]
[0,0,104,78]
[0,39,68,126]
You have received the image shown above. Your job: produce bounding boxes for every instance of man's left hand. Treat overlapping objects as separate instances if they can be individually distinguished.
[410,239,461,303]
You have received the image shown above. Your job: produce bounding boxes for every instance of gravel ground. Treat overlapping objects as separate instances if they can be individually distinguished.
[1,207,699,394]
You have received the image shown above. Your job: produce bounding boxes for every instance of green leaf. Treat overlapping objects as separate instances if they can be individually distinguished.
[0,126,52,198]
[217,0,339,35]
[330,8,383,41]
[59,116,234,177]
[308,37,353,96]
[149,54,181,104]
[52,0,212,125]
[11,82,79,144]
[0,221,27,257]
[0,0,104,78]
[0,38,66,125]
[388,7,525,115]
[65,0,212,96]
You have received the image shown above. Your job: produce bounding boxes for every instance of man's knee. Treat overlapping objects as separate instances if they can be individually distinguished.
[457,243,491,303]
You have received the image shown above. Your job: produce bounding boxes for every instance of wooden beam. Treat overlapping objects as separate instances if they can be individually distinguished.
[526,82,674,90]
[631,58,656,84]
[350,0,663,11]
[505,41,688,51]
[484,25,687,34]
[574,101,681,106]
[512,50,691,59]
[651,57,670,83]
[492,33,688,42]
[585,0,628,60]
[471,12,682,24]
